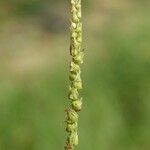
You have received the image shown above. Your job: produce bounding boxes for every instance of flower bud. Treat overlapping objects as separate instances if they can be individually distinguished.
[72,99,82,111]
[70,62,80,73]
[73,14,79,23]
[73,133,78,146]
[67,109,78,123]
[76,25,82,33]
[66,123,77,132]
[69,73,77,81]
[73,80,82,90]
[77,12,81,19]
[77,37,82,43]
[72,32,78,38]
[71,6,76,13]
[73,54,83,64]
[71,22,76,28]
[76,3,81,10]
[68,87,79,100]
[71,0,75,5]
[68,132,78,146]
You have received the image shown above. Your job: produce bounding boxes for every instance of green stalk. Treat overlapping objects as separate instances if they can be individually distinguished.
[65,0,83,149]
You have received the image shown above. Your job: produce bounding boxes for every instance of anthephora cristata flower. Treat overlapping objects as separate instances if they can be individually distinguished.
[65,0,84,150]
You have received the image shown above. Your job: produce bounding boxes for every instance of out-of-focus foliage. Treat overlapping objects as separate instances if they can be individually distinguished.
[0,0,150,150]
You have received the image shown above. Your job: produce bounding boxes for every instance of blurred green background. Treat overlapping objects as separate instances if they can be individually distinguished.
[0,0,150,150]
